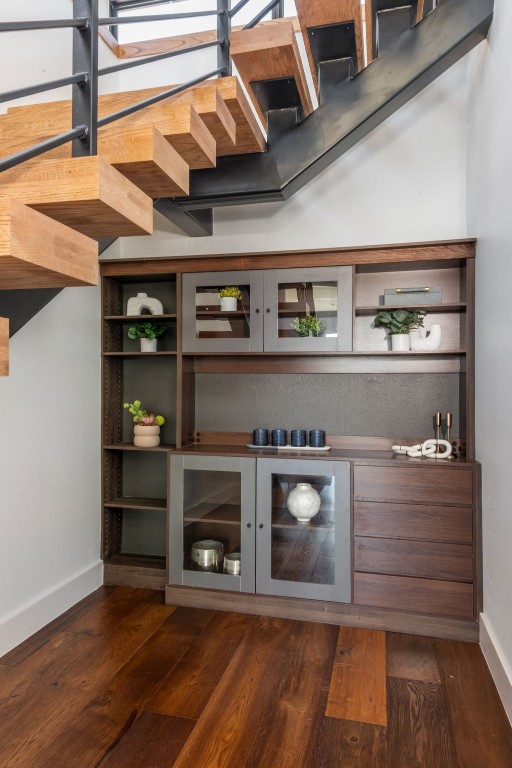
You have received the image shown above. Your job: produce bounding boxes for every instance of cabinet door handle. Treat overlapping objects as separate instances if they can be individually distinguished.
[255,308,260,314]
[259,523,264,529]
[247,522,252,528]
[265,308,270,314]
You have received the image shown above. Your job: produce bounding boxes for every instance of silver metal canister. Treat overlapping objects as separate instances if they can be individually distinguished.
[223,552,241,575]
[190,540,224,571]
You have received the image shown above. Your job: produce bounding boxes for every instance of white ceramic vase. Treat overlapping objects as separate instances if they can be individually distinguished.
[133,424,160,447]
[410,324,442,351]
[140,337,157,352]
[391,333,410,352]
[126,292,163,316]
[220,296,237,311]
[287,482,321,523]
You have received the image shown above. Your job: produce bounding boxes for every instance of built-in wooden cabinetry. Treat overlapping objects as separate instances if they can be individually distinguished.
[100,239,479,639]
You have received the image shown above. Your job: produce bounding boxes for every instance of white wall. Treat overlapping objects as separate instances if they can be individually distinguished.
[0,287,102,656]
[467,0,512,721]
[115,57,469,260]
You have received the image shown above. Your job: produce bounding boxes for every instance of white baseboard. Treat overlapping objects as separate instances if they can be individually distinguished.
[480,613,512,725]
[0,560,104,658]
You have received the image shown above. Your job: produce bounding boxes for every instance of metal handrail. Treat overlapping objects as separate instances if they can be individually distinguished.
[0,0,277,172]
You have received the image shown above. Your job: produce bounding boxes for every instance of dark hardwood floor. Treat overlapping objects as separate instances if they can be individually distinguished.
[0,586,511,768]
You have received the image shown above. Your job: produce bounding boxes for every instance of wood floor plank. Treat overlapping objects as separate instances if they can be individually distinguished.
[326,626,387,726]
[434,639,512,768]
[97,711,195,768]
[0,597,176,768]
[313,718,388,768]
[387,677,460,768]
[34,607,215,768]
[243,620,339,768]
[170,616,297,768]
[387,632,441,683]
[146,611,253,719]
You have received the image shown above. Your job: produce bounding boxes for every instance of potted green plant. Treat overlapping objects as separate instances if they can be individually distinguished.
[218,285,242,311]
[127,321,166,352]
[373,308,426,351]
[293,314,326,338]
[123,400,166,447]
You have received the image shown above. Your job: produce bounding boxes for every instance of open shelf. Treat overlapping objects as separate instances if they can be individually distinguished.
[104,314,177,321]
[104,552,166,570]
[355,303,466,315]
[105,496,166,511]
[103,443,175,452]
[183,503,240,525]
[103,351,178,357]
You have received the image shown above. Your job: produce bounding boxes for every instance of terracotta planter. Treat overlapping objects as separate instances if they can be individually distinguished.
[133,424,160,447]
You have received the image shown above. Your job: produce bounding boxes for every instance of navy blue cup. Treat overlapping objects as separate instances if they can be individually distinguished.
[252,428,269,446]
[271,428,287,447]
[309,429,326,448]
[291,429,307,447]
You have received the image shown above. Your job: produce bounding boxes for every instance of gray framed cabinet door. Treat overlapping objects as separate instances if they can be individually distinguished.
[169,454,256,592]
[263,266,353,352]
[255,458,351,602]
[182,270,264,353]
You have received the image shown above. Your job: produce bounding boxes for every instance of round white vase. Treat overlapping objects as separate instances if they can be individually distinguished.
[220,296,237,311]
[140,337,157,352]
[391,333,410,352]
[133,424,160,447]
[287,482,321,523]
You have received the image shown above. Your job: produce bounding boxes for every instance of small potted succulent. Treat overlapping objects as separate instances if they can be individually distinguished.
[127,321,166,352]
[218,285,242,311]
[373,308,426,351]
[123,400,166,447]
[293,314,326,338]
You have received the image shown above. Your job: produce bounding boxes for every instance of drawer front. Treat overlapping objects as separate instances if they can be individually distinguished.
[354,572,474,619]
[354,465,473,506]
[354,501,473,544]
[354,536,473,582]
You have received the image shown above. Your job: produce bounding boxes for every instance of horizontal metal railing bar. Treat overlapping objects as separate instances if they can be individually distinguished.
[0,19,88,32]
[0,126,87,173]
[98,66,226,127]
[244,0,283,29]
[99,11,222,25]
[230,0,253,18]
[111,0,183,10]
[98,39,222,76]
[0,73,87,106]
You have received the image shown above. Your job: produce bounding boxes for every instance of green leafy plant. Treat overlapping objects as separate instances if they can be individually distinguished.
[127,322,166,341]
[373,309,426,335]
[218,285,242,300]
[123,400,165,426]
[293,314,326,337]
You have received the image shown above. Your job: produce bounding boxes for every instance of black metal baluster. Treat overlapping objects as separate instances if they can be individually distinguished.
[217,0,231,76]
[72,0,98,156]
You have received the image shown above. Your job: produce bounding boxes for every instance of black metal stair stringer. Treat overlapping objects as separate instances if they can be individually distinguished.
[172,0,494,210]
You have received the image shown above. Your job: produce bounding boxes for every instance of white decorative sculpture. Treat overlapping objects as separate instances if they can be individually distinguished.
[126,292,163,316]
[410,324,442,351]
[392,439,452,459]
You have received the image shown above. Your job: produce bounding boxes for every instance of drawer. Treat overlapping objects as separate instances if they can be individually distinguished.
[354,501,473,544]
[353,465,473,506]
[354,572,474,619]
[354,536,473,582]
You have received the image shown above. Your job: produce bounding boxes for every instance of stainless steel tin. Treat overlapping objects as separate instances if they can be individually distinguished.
[223,552,241,575]
[191,540,224,571]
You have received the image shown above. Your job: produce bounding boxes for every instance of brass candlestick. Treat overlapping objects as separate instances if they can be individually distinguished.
[435,412,442,459]
[445,411,455,460]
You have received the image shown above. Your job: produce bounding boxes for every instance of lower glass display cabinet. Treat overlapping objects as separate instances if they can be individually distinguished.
[169,454,351,602]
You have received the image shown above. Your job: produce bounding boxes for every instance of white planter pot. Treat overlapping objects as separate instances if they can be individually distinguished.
[133,424,160,447]
[220,296,237,311]
[287,482,321,523]
[140,337,157,352]
[391,334,410,352]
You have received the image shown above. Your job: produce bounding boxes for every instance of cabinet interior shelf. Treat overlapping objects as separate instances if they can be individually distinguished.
[272,507,334,530]
[355,303,466,315]
[105,496,166,511]
[103,314,177,321]
[103,351,178,357]
[183,503,240,526]
[105,553,166,570]
[103,443,176,452]
[196,309,247,317]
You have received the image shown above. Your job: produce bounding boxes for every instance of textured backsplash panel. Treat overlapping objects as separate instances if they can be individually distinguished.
[195,373,461,438]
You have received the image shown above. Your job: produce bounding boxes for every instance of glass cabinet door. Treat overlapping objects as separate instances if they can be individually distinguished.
[263,267,353,352]
[169,454,256,592]
[255,458,351,602]
[182,270,264,353]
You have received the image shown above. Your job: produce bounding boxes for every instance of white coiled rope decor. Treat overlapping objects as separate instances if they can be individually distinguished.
[392,439,453,459]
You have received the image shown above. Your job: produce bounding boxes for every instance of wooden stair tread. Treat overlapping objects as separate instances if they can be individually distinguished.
[0,198,98,289]
[295,0,366,89]
[0,156,153,238]
[230,20,314,126]
[0,318,8,376]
